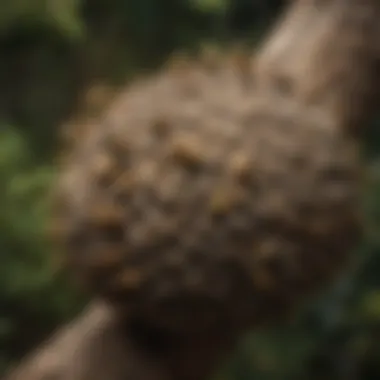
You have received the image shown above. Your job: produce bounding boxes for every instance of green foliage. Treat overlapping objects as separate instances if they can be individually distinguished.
[0,0,84,39]
[0,126,54,289]
[0,126,83,373]
[192,0,228,13]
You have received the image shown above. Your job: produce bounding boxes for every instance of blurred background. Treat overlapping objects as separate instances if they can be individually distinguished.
[1,0,380,379]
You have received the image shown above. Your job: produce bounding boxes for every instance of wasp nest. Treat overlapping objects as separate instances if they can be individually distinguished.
[52,51,363,334]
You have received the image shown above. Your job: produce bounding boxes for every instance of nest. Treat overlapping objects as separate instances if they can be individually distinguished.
[52,51,363,334]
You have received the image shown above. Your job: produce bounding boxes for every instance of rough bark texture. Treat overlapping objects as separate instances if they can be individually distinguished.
[5,1,380,380]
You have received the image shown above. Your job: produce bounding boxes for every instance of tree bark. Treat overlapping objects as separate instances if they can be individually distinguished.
[255,0,380,134]
[4,1,380,380]
[3,301,237,380]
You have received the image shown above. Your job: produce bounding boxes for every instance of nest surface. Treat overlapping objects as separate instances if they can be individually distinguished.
[53,53,363,333]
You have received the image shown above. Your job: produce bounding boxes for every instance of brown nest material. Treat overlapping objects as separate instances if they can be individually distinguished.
[51,52,363,335]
